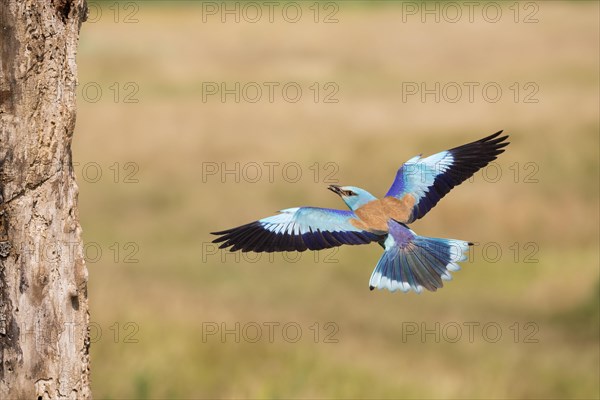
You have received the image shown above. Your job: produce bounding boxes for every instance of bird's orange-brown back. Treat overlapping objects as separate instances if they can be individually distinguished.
[350,195,415,232]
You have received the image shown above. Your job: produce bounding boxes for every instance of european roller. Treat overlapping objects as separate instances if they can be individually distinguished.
[212,131,509,293]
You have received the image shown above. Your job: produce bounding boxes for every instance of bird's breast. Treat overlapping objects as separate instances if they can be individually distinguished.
[350,195,415,232]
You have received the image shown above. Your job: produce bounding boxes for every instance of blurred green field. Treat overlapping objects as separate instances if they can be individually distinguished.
[74,2,599,399]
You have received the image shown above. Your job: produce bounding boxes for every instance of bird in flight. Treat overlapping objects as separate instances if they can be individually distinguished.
[212,131,509,293]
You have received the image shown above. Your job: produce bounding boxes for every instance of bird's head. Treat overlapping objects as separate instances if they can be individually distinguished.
[328,185,377,211]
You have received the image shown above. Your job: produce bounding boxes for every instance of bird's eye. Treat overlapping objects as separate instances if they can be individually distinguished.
[345,190,356,196]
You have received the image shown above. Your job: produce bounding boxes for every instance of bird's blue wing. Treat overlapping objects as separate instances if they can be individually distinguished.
[369,220,471,293]
[211,207,382,253]
[385,131,509,223]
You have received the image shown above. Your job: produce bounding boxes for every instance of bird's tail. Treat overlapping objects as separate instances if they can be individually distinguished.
[369,220,472,293]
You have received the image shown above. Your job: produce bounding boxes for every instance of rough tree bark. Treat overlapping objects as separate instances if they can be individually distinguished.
[0,0,90,398]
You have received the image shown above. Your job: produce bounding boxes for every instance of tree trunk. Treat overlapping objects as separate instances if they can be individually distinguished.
[0,0,90,398]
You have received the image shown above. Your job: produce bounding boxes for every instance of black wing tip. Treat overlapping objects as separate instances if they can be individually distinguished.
[450,130,510,156]
[450,131,510,162]
[211,221,260,235]
[484,130,503,141]
[478,130,509,145]
[369,285,375,291]
[468,242,474,246]
[485,129,505,139]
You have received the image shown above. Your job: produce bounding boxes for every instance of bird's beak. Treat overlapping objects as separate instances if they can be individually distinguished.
[328,185,343,196]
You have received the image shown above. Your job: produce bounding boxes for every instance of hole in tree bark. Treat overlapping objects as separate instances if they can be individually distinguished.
[54,0,71,23]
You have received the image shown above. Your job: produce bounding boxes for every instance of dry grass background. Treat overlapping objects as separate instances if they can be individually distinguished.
[74,2,598,398]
